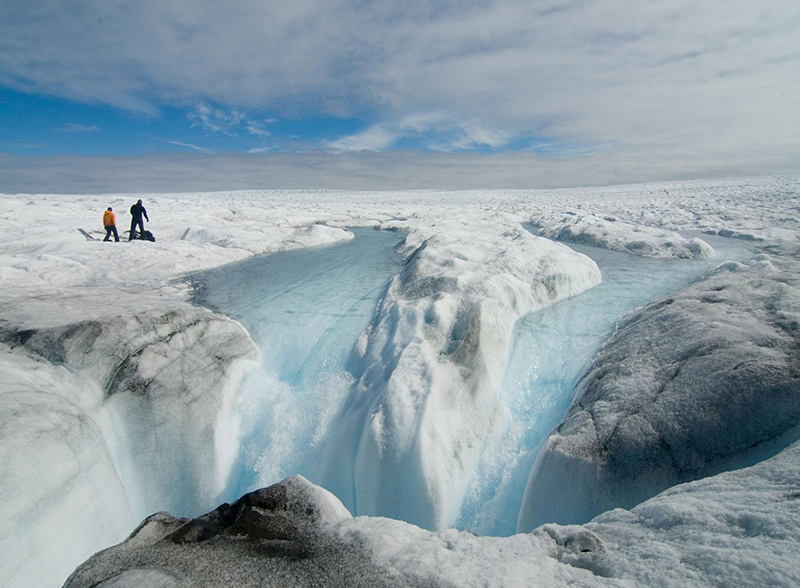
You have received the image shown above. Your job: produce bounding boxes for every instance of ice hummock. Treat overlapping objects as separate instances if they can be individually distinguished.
[527,212,715,259]
[517,246,800,533]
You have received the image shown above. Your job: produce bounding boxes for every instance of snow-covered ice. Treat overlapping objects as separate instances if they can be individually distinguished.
[527,212,715,259]
[0,176,799,587]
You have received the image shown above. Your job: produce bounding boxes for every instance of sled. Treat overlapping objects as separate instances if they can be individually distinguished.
[77,228,98,241]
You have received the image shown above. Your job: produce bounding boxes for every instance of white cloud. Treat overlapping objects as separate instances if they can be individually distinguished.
[325,114,513,152]
[1,1,799,175]
[246,145,276,154]
[1,149,798,195]
[324,124,403,152]
[187,105,272,137]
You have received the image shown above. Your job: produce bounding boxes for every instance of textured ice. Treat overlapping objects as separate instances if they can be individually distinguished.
[518,245,800,532]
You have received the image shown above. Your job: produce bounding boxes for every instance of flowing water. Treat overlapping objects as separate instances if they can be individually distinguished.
[191,228,405,499]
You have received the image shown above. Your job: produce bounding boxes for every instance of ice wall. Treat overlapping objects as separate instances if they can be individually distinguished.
[9,308,260,519]
[0,307,259,588]
[518,247,800,532]
[319,222,602,530]
[0,344,134,588]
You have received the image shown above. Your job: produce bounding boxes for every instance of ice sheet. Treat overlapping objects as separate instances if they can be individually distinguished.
[0,176,798,587]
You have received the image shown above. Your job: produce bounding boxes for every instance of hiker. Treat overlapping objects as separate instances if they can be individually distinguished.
[103,207,119,242]
[129,199,149,241]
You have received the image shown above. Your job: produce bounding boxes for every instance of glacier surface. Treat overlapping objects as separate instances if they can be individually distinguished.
[0,176,798,587]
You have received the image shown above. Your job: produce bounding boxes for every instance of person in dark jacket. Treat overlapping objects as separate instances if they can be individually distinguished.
[103,207,119,242]
[129,199,149,241]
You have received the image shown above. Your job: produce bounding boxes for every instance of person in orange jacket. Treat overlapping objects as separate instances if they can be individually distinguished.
[103,207,119,242]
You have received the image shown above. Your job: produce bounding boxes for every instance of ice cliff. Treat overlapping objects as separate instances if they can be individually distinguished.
[518,245,800,532]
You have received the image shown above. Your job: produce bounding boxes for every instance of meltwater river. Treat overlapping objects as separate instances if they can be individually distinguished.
[191,228,754,536]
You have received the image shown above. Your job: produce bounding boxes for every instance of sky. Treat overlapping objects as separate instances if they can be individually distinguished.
[1,0,799,193]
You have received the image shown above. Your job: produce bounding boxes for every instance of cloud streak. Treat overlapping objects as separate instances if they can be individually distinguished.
[165,140,214,154]
[59,123,101,133]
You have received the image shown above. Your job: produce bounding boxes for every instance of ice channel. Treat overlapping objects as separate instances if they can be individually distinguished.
[192,228,754,537]
[455,231,756,535]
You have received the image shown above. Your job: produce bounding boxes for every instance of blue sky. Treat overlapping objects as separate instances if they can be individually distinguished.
[0,87,372,156]
[1,0,798,192]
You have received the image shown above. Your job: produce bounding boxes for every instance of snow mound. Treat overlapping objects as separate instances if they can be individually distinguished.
[320,220,602,530]
[518,245,800,532]
[529,212,714,259]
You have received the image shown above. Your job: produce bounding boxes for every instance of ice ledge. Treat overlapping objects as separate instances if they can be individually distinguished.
[518,244,800,533]
[0,307,260,588]
[527,212,715,259]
